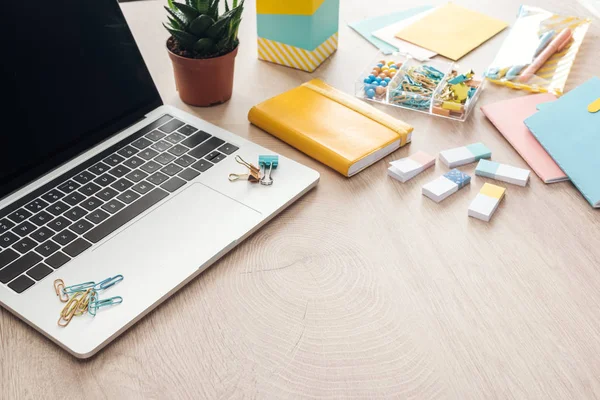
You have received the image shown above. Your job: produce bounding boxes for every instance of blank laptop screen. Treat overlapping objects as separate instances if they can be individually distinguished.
[1,0,162,200]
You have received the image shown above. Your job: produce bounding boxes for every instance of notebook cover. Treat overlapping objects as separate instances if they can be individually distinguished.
[248,79,413,177]
[480,93,568,184]
[394,3,507,61]
[524,77,600,208]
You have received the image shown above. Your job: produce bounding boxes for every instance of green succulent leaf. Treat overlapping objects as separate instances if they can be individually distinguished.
[164,6,189,27]
[224,0,229,12]
[195,0,209,13]
[167,15,182,30]
[208,0,219,20]
[167,0,177,11]
[189,14,215,36]
[164,25,199,48]
[172,2,200,21]
[193,37,215,53]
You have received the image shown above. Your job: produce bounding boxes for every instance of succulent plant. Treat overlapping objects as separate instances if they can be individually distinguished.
[164,0,244,58]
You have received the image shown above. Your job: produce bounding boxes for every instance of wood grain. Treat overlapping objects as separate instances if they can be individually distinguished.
[2,0,600,398]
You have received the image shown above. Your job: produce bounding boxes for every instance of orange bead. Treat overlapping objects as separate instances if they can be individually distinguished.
[389,70,396,77]
[379,73,387,79]
[375,86,386,95]
[373,67,381,74]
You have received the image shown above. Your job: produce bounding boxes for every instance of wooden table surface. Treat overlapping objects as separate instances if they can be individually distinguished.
[2,0,600,398]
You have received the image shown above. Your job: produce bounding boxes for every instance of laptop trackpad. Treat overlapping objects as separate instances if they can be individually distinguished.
[90,183,263,282]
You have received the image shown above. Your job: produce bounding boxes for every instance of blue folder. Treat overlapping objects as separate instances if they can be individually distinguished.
[524,77,600,208]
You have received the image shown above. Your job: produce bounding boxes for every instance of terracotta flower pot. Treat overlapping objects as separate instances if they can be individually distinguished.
[167,44,239,107]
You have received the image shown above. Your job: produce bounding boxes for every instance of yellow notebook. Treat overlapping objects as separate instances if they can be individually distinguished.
[248,79,413,177]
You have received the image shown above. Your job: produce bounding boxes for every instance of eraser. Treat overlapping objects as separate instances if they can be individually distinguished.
[439,142,491,168]
[422,169,471,203]
[388,151,435,182]
[475,159,530,186]
[468,183,506,222]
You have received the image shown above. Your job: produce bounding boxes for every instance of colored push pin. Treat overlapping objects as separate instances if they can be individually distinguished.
[258,155,279,186]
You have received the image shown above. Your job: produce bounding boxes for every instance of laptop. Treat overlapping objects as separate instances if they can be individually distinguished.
[1,0,319,358]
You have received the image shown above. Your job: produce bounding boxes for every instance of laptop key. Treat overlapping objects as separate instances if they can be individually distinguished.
[79,182,101,196]
[140,160,162,173]
[168,144,189,157]
[0,252,42,284]
[30,227,54,243]
[132,181,154,195]
[104,153,125,166]
[35,240,60,257]
[64,206,88,222]
[191,159,213,172]
[47,216,71,232]
[41,189,65,203]
[117,190,140,204]
[58,180,80,194]
[14,221,36,237]
[53,230,77,246]
[94,173,117,187]
[178,168,200,181]
[111,178,133,192]
[147,172,169,185]
[123,156,144,169]
[25,199,49,213]
[125,170,148,183]
[109,165,131,178]
[47,201,70,216]
[27,263,53,281]
[138,148,159,160]
[178,125,197,136]
[117,145,139,158]
[181,130,211,148]
[80,197,103,212]
[30,211,53,227]
[97,187,119,201]
[13,237,37,254]
[46,252,70,269]
[86,210,110,225]
[217,143,239,155]
[165,132,186,144]
[63,192,86,206]
[0,219,14,234]
[0,249,19,269]
[8,209,32,223]
[73,170,95,184]
[151,140,172,152]
[145,130,166,141]
[8,275,35,294]
[161,177,186,193]
[131,137,152,150]
[188,137,225,159]
[161,164,183,176]
[1,232,19,248]
[85,188,169,244]
[154,153,176,165]
[88,162,111,175]
[63,239,92,258]
[102,199,126,214]
[210,153,226,163]
[158,118,184,133]
[71,219,94,235]
[175,155,196,168]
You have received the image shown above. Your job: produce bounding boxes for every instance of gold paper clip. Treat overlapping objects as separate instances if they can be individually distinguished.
[58,289,92,327]
[230,156,260,183]
[235,155,260,174]
[54,279,69,302]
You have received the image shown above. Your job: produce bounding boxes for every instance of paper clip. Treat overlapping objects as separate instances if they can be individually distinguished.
[89,291,123,317]
[258,155,279,186]
[235,155,260,174]
[230,155,261,183]
[93,275,124,291]
[58,289,92,327]
[54,279,69,302]
[228,172,259,183]
[62,281,95,295]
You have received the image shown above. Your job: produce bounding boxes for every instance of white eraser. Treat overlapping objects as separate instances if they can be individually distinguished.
[439,142,492,168]
[475,159,530,186]
[468,183,506,222]
[422,169,471,203]
[388,151,435,182]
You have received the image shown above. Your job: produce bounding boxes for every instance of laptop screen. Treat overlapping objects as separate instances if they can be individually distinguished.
[1,0,162,200]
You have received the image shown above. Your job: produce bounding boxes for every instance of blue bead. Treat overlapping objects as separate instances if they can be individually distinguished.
[377,63,384,68]
[380,81,388,87]
[375,77,382,83]
[366,88,376,98]
[368,74,376,81]
[363,78,371,84]
[384,77,391,82]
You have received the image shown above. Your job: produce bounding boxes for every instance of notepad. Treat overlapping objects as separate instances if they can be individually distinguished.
[348,6,433,54]
[394,3,507,61]
[388,151,435,182]
[422,169,471,203]
[480,93,568,184]
[524,77,600,208]
[439,143,491,168]
[469,183,506,222]
[476,160,530,187]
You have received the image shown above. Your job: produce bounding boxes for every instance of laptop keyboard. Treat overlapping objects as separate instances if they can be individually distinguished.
[0,115,238,294]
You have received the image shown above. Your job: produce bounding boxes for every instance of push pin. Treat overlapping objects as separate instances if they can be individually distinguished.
[258,155,279,186]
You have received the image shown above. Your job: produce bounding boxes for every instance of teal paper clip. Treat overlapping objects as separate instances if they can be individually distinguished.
[62,281,95,295]
[93,275,124,291]
[89,291,123,316]
[258,155,279,186]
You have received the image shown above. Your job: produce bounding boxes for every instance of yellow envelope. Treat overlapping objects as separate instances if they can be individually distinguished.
[395,3,507,61]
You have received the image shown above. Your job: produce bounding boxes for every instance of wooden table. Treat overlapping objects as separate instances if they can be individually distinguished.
[2,0,599,398]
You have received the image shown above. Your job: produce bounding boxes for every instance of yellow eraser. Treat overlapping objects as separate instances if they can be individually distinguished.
[442,101,463,111]
[480,183,506,200]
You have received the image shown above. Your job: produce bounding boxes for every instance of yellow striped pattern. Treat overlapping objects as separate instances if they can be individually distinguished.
[257,33,338,72]
[489,16,591,96]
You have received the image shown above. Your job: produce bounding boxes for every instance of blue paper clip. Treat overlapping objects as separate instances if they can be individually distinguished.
[89,291,123,316]
[258,155,279,186]
[93,275,124,291]
[62,281,95,295]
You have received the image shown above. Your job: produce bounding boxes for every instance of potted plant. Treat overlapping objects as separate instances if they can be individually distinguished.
[164,0,244,106]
